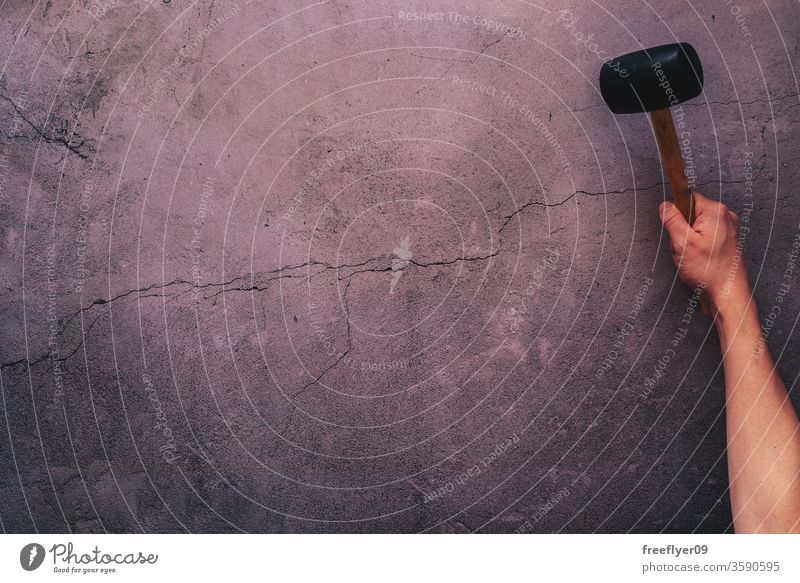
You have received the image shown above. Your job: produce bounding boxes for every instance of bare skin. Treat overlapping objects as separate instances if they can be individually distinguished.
[659,192,800,533]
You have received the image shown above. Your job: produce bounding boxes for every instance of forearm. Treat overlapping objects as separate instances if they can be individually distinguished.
[716,296,800,533]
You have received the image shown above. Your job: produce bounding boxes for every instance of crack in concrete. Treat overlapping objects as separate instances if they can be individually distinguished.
[207,273,313,307]
[0,93,94,160]
[38,310,111,377]
[498,175,766,235]
[273,248,504,435]
[1,251,496,372]
[409,250,501,268]
[415,31,507,96]
[277,276,356,437]
[690,92,800,108]
[1,309,110,375]
[338,250,501,282]
[56,258,383,332]
[499,182,663,234]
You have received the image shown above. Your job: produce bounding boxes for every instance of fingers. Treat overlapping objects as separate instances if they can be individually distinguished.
[692,191,721,226]
[693,192,728,222]
[692,191,736,234]
[659,201,692,250]
[692,191,715,214]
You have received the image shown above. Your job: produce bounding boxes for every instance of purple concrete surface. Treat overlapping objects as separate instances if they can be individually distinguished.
[1,0,799,533]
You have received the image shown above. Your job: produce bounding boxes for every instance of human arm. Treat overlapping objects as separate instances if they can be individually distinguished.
[659,193,800,533]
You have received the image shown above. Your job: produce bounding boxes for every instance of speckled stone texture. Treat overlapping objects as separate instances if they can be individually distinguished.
[1,0,799,533]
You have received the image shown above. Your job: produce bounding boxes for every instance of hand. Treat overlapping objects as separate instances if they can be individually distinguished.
[658,192,751,317]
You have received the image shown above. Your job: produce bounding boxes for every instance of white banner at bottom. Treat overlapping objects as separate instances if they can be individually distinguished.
[0,534,797,582]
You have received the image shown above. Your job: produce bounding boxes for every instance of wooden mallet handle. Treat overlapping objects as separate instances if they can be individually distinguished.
[649,108,695,225]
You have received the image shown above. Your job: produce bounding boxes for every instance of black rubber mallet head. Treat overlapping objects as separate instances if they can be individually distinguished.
[600,43,704,223]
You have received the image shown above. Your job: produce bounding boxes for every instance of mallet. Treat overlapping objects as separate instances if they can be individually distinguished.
[599,43,704,224]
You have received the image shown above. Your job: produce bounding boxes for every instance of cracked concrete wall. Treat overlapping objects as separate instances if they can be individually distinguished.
[0,0,799,533]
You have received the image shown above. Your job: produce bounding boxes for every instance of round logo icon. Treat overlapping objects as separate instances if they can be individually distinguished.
[20,543,46,571]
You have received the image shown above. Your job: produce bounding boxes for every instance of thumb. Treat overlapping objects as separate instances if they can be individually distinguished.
[659,201,692,248]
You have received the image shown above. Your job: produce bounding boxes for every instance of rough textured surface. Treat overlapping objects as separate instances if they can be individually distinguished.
[1,0,799,533]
